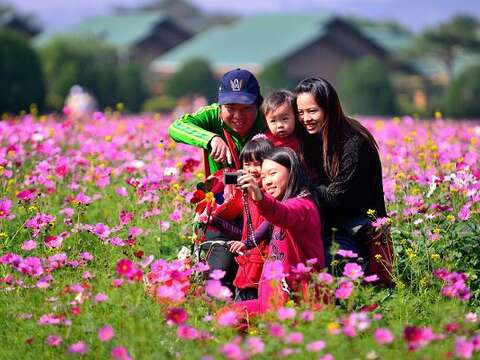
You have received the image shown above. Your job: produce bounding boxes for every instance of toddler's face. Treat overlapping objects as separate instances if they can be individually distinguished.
[265,103,296,139]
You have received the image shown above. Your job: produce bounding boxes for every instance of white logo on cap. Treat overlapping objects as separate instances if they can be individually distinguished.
[230,79,243,92]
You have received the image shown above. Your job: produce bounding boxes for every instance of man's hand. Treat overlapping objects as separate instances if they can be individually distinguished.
[209,136,232,164]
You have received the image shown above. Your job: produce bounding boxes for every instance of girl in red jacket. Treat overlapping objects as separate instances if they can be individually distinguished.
[234,147,325,315]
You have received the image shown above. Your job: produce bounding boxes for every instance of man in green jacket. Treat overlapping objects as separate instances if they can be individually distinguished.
[168,68,265,175]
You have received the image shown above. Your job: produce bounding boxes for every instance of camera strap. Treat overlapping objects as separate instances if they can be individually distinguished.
[222,129,241,170]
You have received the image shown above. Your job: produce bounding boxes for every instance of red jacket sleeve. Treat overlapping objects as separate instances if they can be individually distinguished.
[254,193,313,230]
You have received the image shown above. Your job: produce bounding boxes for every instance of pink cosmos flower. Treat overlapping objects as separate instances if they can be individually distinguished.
[0,198,12,219]
[111,346,132,360]
[306,340,326,352]
[318,272,334,284]
[337,249,358,258]
[115,187,128,197]
[68,341,88,354]
[93,223,110,239]
[205,279,232,300]
[335,281,354,299]
[166,307,188,325]
[44,235,63,249]
[160,221,171,232]
[46,335,62,347]
[17,189,38,201]
[277,307,296,321]
[245,337,265,355]
[21,240,37,251]
[374,328,394,345]
[94,293,109,303]
[119,210,134,225]
[318,354,335,360]
[301,310,314,322]
[458,204,471,221]
[209,269,226,280]
[364,274,380,283]
[343,263,364,280]
[217,310,238,327]
[269,323,286,338]
[75,192,92,205]
[177,325,199,340]
[128,227,143,238]
[219,342,244,360]
[170,209,183,222]
[263,260,286,281]
[116,259,135,277]
[98,325,114,342]
[284,332,304,344]
[455,337,474,359]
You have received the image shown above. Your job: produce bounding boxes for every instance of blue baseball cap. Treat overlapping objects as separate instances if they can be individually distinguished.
[218,68,262,105]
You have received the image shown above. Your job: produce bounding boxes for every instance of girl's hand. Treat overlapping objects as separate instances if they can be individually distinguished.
[238,173,263,201]
[228,241,246,255]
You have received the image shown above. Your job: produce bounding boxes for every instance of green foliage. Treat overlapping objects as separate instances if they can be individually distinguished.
[441,64,480,118]
[40,37,149,112]
[0,29,45,114]
[415,15,480,81]
[165,58,217,102]
[339,57,396,115]
[142,95,177,113]
[257,61,292,95]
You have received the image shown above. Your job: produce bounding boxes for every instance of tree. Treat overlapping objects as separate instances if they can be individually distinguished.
[40,37,149,111]
[338,57,396,116]
[0,29,45,114]
[415,15,480,82]
[441,64,480,118]
[165,58,217,102]
[257,61,292,95]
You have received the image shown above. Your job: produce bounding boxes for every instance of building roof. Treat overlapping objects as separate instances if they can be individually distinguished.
[151,14,335,70]
[346,18,415,53]
[35,11,168,49]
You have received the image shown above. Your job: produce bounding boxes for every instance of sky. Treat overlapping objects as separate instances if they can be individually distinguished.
[4,0,480,33]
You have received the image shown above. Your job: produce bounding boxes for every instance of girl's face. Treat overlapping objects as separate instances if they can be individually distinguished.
[296,92,325,135]
[261,159,289,199]
[243,160,262,183]
[265,102,296,139]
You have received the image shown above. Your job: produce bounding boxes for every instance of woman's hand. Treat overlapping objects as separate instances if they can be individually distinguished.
[228,241,246,255]
[238,173,263,201]
[209,136,232,164]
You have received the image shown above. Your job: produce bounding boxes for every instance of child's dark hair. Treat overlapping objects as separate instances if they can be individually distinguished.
[240,137,274,165]
[263,147,320,211]
[261,90,297,116]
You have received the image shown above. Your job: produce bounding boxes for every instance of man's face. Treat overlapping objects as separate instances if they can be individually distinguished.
[220,104,258,137]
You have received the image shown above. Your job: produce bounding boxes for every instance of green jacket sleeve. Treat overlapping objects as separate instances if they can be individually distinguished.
[168,104,221,150]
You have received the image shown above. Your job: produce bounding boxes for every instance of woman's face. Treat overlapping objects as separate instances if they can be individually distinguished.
[261,159,289,199]
[296,92,325,135]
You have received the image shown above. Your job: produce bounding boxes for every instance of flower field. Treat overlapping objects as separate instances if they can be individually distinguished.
[0,112,479,360]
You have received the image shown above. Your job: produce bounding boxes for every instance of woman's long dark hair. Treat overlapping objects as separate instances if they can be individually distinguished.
[294,77,378,180]
[262,147,319,210]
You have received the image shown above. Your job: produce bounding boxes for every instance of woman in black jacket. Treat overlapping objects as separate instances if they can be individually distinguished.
[294,77,387,266]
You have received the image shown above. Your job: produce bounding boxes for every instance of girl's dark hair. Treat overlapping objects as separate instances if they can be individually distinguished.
[262,147,315,204]
[240,137,274,164]
[294,77,378,180]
